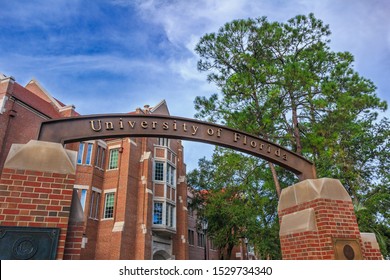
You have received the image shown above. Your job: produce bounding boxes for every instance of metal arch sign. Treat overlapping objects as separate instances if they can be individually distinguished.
[38,114,316,180]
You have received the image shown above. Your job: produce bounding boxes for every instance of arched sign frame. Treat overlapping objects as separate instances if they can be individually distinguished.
[38,114,316,180]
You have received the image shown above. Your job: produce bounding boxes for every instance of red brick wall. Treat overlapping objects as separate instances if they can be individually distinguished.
[0,168,76,259]
[0,99,47,172]
[64,221,84,260]
[362,240,383,260]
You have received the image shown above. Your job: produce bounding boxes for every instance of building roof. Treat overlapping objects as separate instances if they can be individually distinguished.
[11,82,63,119]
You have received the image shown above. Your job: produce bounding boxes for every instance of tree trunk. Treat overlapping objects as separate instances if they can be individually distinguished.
[269,162,281,198]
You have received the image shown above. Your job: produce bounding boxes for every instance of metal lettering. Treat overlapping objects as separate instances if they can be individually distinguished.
[128,121,136,128]
[38,115,316,180]
[105,122,114,130]
[141,121,148,129]
[90,120,102,132]
[192,126,199,135]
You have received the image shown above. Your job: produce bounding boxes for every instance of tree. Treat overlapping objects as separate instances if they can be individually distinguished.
[188,148,286,259]
[192,13,390,258]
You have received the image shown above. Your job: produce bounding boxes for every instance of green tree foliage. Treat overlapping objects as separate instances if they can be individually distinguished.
[188,149,284,259]
[191,13,390,258]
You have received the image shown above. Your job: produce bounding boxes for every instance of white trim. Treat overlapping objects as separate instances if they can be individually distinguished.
[0,95,8,114]
[74,185,89,190]
[108,144,121,149]
[112,221,125,232]
[91,186,102,193]
[97,139,108,148]
[59,104,76,112]
[129,138,137,146]
[104,188,117,193]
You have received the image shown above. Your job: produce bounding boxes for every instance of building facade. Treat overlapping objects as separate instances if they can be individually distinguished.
[0,73,189,259]
[1,73,254,260]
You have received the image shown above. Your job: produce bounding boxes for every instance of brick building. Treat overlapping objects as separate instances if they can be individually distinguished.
[0,73,191,259]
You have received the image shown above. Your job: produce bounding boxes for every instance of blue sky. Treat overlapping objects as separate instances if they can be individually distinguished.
[1,0,389,170]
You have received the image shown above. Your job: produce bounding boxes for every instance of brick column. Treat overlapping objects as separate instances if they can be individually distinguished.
[278,178,383,260]
[0,140,78,260]
[172,142,189,260]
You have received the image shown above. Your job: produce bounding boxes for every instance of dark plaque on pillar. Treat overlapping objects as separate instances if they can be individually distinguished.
[333,238,363,260]
[0,226,60,260]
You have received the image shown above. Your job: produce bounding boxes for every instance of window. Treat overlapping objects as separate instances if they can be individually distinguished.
[197,232,205,247]
[166,164,175,185]
[188,230,195,246]
[89,190,101,219]
[165,203,175,228]
[77,143,85,164]
[74,186,88,212]
[95,145,106,169]
[108,148,119,170]
[79,189,87,211]
[85,143,93,165]
[158,138,169,147]
[103,192,115,219]
[77,142,94,165]
[153,202,163,224]
[154,161,164,181]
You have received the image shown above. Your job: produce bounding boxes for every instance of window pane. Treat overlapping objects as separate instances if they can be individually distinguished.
[166,164,175,185]
[104,192,115,219]
[80,189,87,211]
[108,148,119,169]
[153,202,163,224]
[89,191,95,218]
[94,193,100,219]
[165,204,175,227]
[188,230,194,245]
[158,138,169,147]
[101,148,106,169]
[154,162,164,181]
[95,146,100,167]
[77,143,84,164]
[85,143,93,165]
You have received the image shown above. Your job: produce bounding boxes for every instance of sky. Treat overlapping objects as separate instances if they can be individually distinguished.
[1,0,389,171]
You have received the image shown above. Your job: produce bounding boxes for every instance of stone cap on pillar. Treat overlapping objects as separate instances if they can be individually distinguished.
[361,232,380,250]
[278,178,351,212]
[4,140,77,174]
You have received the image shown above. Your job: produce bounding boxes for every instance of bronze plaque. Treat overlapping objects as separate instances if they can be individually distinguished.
[0,226,60,260]
[333,238,363,260]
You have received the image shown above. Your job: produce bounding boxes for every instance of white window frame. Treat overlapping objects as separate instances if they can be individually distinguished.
[108,148,119,170]
[103,191,115,219]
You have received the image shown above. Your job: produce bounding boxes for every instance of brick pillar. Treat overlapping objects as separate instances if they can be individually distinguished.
[278,178,383,260]
[172,141,188,260]
[0,140,78,260]
[134,147,153,260]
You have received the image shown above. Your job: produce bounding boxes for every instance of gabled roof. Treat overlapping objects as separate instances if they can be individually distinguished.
[150,99,170,115]
[25,79,63,110]
[12,82,62,119]
[128,100,171,116]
